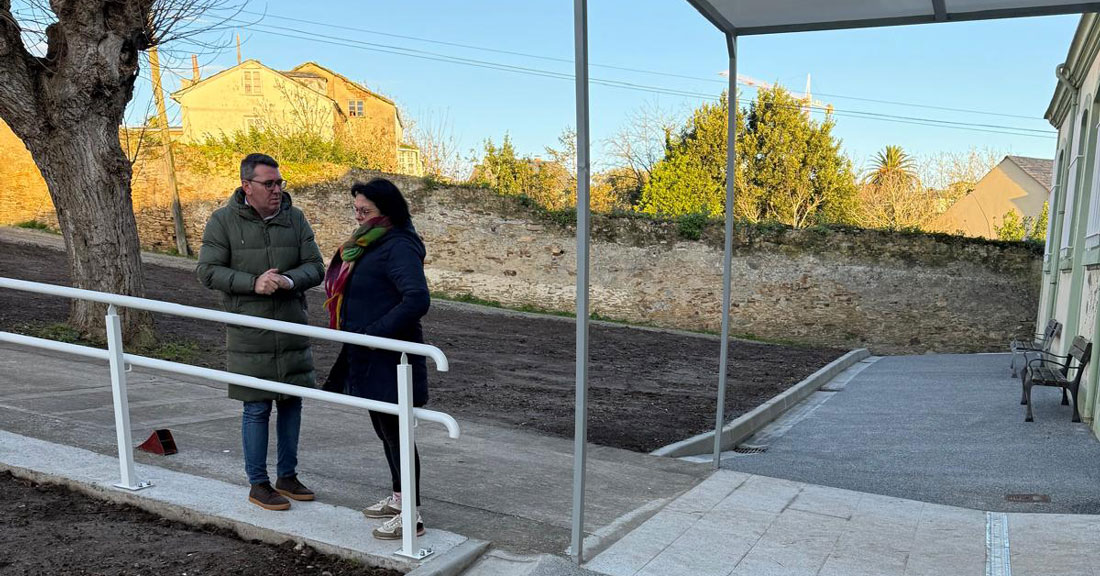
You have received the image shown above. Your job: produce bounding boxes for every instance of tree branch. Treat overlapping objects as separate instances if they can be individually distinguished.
[0,4,45,138]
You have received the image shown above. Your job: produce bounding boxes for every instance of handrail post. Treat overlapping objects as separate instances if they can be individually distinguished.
[106,304,150,491]
[395,353,431,560]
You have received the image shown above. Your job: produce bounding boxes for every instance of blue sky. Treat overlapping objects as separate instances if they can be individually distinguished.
[130,1,1079,172]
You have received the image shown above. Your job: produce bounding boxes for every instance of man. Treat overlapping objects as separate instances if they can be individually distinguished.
[197,153,325,511]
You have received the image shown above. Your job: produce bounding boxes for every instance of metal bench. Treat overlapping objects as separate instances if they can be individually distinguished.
[1010,319,1061,378]
[1021,335,1093,423]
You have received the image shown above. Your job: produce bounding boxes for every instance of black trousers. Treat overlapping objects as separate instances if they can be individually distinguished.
[369,410,421,506]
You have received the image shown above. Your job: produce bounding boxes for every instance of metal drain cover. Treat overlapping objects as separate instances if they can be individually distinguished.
[1004,493,1050,503]
[732,445,768,455]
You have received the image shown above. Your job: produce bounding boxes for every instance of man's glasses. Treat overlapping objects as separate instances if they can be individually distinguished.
[247,179,288,190]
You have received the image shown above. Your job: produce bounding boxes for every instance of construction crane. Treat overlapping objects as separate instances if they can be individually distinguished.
[719,71,834,116]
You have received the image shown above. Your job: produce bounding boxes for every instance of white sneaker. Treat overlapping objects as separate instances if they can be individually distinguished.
[362,495,401,518]
[372,512,425,540]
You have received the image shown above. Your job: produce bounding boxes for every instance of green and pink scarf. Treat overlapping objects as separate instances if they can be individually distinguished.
[323,216,392,329]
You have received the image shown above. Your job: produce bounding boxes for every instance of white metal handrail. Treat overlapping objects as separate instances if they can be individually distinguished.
[0,277,455,561]
[0,277,448,369]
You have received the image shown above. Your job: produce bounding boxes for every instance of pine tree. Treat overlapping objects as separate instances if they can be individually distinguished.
[639,87,857,227]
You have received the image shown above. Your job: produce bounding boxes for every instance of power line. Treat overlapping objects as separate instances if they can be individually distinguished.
[801,104,1052,136]
[239,9,1049,123]
[233,21,1055,140]
[238,9,725,86]
[803,90,1042,121]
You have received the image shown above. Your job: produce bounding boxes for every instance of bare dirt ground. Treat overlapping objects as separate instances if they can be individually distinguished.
[0,471,398,576]
[0,237,843,453]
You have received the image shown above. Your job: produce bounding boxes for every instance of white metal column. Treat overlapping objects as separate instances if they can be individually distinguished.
[106,304,151,490]
[395,353,430,560]
[713,33,737,469]
[570,0,592,564]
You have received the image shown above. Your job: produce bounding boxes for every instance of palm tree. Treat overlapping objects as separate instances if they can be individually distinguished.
[865,145,917,188]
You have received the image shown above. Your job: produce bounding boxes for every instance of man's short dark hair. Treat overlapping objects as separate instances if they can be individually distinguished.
[351,178,411,227]
[240,153,279,181]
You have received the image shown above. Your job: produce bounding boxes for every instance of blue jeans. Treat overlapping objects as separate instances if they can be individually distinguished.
[242,397,302,485]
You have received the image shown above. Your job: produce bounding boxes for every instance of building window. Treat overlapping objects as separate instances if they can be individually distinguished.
[243,71,262,95]
[1062,111,1089,253]
[245,117,263,132]
[1062,155,1079,252]
[1089,131,1100,246]
[349,100,364,117]
[398,146,422,177]
[1045,185,1059,260]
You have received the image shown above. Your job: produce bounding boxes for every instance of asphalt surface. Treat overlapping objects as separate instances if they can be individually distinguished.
[723,353,1100,513]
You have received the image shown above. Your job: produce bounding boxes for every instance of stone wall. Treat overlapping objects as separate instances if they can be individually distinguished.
[117,169,1040,355]
[6,159,1042,354]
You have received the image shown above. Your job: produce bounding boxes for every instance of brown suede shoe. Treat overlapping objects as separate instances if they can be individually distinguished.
[275,474,315,501]
[249,482,291,511]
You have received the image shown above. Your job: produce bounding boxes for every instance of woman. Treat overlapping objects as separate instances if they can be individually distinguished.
[323,178,430,540]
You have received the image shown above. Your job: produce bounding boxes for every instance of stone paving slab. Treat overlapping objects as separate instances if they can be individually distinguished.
[586,470,997,576]
[1007,514,1100,576]
[594,463,1100,576]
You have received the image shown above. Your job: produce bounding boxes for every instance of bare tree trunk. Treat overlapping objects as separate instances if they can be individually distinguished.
[2,0,240,342]
[0,0,158,344]
[23,115,151,344]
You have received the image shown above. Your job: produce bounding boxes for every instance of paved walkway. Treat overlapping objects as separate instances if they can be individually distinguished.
[722,354,1100,513]
[0,343,706,569]
[7,344,1100,574]
[587,468,1100,576]
[584,353,1100,576]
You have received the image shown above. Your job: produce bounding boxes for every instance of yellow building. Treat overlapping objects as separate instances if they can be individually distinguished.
[172,59,422,175]
[0,119,51,225]
[930,155,1052,239]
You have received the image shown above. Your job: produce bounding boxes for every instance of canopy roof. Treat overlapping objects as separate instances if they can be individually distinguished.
[687,0,1100,36]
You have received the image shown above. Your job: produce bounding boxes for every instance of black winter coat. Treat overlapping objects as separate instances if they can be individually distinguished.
[326,225,430,406]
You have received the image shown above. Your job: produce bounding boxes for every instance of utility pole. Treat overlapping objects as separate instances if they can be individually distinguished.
[236,33,242,64]
[148,47,189,257]
[804,74,812,119]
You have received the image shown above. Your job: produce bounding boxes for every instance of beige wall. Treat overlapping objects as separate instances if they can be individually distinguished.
[175,61,339,143]
[932,160,1049,239]
[0,122,195,225]
[0,120,51,225]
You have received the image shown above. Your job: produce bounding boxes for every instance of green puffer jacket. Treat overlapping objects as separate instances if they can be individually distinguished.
[196,188,325,402]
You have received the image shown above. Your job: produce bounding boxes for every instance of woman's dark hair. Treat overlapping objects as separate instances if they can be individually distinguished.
[350,178,411,227]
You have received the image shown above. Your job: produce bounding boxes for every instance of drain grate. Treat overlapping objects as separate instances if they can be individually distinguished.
[1004,493,1050,503]
[732,445,768,455]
